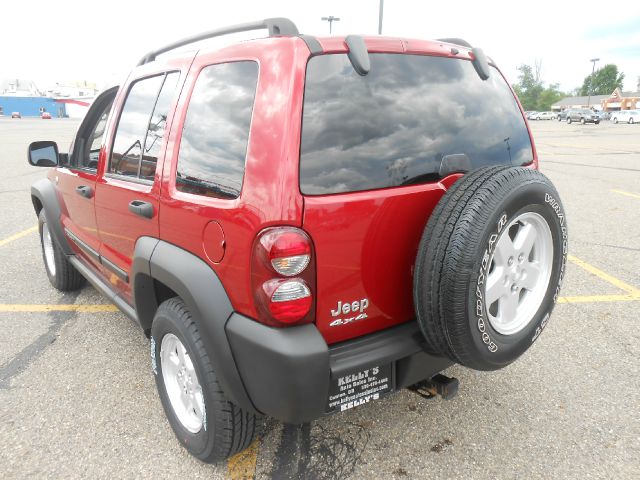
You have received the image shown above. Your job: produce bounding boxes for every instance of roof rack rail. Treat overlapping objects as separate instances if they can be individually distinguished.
[137,17,299,66]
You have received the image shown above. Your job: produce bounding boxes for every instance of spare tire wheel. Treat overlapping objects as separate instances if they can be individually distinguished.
[413,166,568,371]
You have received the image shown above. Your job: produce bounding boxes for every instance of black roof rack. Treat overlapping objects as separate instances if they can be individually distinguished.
[138,17,299,66]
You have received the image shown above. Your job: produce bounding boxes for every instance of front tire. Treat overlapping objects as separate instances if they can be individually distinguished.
[567,117,572,124]
[413,167,568,371]
[151,298,258,462]
[580,117,586,124]
[38,210,85,291]
[630,118,635,124]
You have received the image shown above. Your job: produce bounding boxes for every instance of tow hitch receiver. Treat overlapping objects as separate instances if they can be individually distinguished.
[407,374,459,400]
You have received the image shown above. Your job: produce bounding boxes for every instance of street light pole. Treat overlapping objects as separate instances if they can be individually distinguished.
[378,0,384,35]
[587,57,599,108]
[321,16,340,34]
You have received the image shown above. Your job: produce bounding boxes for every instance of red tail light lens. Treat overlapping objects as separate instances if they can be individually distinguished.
[252,227,315,327]
[263,279,312,323]
[259,228,311,276]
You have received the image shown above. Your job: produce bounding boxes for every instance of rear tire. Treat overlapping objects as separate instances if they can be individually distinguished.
[567,117,572,124]
[38,210,85,291]
[630,118,635,124]
[151,298,258,462]
[580,117,586,124]
[413,167,568,371]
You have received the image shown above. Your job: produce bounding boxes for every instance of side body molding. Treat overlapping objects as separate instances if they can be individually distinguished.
[31,178,74,255]
[131,238,256,413]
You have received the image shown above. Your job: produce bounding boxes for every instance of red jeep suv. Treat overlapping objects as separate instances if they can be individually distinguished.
[28,18,567,462]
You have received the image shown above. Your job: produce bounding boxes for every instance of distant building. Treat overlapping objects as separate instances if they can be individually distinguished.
[0,78,97,118]
[601,88,639,111]
[0,78,42,96]
[552,88,640,112]
[0,96,66,117]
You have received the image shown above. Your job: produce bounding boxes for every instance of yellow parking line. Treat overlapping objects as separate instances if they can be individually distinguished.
[227,438,260,480]
[0,304,119,313]
[568,255,640,296]
[557,294,639,304]
[611,189,640,200]
[0,226,38,247]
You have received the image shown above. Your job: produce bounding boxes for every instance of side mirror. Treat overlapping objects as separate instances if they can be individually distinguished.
[28,141,59,167]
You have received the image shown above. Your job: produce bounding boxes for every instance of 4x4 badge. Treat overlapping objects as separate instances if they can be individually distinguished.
[329,298,369,327]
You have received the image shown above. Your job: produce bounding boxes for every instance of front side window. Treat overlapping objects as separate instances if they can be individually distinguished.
[83,103,113,170]
[110,72,179,180]
[176,61,258,199]
[300,54,534,195]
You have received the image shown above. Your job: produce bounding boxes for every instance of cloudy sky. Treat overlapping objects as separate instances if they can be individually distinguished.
[4,0,640,93]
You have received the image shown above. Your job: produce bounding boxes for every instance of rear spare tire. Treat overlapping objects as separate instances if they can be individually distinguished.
[413,167,568,371]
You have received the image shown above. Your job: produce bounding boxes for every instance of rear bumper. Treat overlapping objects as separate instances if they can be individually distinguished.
[225,315,453,423]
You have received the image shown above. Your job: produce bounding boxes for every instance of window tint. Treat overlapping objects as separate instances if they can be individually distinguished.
[110,72,179,180]
[83,102,113,170]
[110,75,164,177]
[176,61,258,199]
[141,72,179,180]
[300,54,534,195]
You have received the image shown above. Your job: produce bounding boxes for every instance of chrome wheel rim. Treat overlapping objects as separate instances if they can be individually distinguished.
[42,222,56,276]
[160,333,205,433]
[484,212,553,336]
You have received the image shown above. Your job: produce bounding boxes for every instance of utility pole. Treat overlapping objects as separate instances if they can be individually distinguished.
[321,16,340,34]
[587,58,599,108]
[378,0,384,35]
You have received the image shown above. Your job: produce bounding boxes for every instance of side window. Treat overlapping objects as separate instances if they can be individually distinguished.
[176,61,258,199]
[110,72,179,180]
[142,73,180,180]
[82,102,113,170]
[66,86,117,171]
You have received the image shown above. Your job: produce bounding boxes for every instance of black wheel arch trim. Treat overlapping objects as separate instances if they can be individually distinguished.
[31,178,74,255]
[131,238,257,413]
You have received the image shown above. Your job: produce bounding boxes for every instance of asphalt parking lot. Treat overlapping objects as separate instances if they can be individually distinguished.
[0,117,638,479]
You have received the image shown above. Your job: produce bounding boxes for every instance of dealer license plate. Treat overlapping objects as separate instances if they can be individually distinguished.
[326,363,392,413]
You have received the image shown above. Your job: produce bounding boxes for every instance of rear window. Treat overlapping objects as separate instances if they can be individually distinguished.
[300,54,533,195]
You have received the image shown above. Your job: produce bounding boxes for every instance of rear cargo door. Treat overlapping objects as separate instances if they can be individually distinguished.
[300,53,534,344]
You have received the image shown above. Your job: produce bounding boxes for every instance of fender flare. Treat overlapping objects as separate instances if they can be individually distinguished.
[131,238,256,413]
[30,178,73,255]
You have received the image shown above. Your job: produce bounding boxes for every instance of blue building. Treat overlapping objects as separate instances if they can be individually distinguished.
[0,96,66,117]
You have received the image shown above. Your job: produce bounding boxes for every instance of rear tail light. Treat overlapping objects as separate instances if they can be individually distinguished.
[263,279,312,323]
[259,228,311,276]
[252,227,315,327]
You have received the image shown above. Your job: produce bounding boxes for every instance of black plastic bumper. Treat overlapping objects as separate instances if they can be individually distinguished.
[225,315,453,424]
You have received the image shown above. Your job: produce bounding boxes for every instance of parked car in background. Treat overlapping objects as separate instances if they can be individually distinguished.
[595,111,610,121]
[533,111,556,120]
[11,112,21,118]
[557,110,569,122]
[566,109,599,124]
[41,112,52,119]
[526,111,539,120]
[611,110,640,124]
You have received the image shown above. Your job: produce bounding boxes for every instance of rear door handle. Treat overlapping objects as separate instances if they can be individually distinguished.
[75,185,93,198]
[128,200,154,219]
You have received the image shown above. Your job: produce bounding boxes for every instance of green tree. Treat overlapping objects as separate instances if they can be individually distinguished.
[579,64,625,96]
[537,83,564,111]
[512,64,565,111]
[512,64,544,111]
